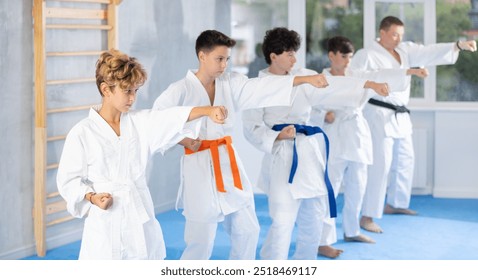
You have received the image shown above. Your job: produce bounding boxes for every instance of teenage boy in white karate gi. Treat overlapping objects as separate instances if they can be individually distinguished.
[317,36,428,256]
[153,30,332,260]
[57,49,227,259]
[242,27,391,260]
[350,16,477,233]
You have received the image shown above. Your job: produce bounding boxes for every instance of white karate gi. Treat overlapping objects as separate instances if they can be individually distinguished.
[318,68,409,245]
[57,106,199,260]
[153,70,306,260]
[242,68,370,260]
[350,41,459,218]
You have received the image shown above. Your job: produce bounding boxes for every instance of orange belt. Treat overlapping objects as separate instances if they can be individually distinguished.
[184,136,243,193]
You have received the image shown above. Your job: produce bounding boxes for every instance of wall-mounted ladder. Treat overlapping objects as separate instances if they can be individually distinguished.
[32,0,122,257]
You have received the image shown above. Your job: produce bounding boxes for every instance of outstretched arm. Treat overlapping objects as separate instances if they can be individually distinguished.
[180,106,228,151]
[293,74,329,88]
[456,40,477,52]
[407,68,429,78]
[359,68,429,97]
[188,105,228,124]
[364,81,390,97]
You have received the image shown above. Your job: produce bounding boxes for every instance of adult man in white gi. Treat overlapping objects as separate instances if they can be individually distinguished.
[242,28,391,260]
[153,30,332,260]
[350,16,477,233]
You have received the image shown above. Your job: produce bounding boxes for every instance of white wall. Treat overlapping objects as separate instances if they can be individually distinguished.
[433,109,478,198]
[410,108,478,198]
[0,0,35,260]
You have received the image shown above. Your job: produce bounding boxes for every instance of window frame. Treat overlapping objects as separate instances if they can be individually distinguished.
[288,0,306,68]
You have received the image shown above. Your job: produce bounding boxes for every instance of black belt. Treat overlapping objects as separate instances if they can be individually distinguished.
[368,99,410,118]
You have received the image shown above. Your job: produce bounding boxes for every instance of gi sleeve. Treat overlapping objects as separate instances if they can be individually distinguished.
[402,42,459,67]
[229,72,296,111]
[308,106,328,127]
[242,108,280,154]
[349,48,371,71]
[56,126,95,218]
[348,68,409,92]
[145,106,201,155]
[304,76,368,108]
[152,81,198,145]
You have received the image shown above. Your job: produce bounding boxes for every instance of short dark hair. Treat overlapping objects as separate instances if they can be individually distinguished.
[262,27,301,65]
[195,30,236,57]
[379,16,404,31]
[327,36,355,54]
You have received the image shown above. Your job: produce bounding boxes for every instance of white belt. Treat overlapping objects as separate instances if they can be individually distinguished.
[94,179,150,259]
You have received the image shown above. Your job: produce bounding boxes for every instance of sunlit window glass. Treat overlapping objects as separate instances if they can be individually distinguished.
[437,0,478,102]
[306,0,364,73]
[231,0,288,77]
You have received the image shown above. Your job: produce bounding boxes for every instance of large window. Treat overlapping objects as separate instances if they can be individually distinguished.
[231,0,288,77]
[232,0,478,103]
[436,0,478,102]
[305,0,364,73]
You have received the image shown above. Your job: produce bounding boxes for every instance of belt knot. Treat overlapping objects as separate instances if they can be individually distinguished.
[272,124,337,218]
[185,136,242,193]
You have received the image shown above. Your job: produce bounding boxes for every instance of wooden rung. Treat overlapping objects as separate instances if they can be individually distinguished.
[46,200,67,215]
[47,0,111,4]
[45,7,107,20]
[46,24,112,30]
[47,215,75,227]
[47,50,105,57]
[47,135,66,142]
[47,163,59,170]
[47,77,95,85]
[47,191,61,199]
[47,104,96,114]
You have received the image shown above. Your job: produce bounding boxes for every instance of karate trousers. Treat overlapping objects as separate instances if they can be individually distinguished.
[362,133,415,218]
[260,195,327,260]
[321,158,368,245]
[180,204,260,260]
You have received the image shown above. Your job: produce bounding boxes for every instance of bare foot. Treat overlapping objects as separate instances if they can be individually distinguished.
[384,204,418,215]
[360,216,383,233]
[318,245,344,259]
[344,234,375,243]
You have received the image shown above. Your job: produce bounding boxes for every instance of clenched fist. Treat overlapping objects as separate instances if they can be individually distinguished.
[209,105,228,124]
[277,124,296,140]
[365,81,389,97]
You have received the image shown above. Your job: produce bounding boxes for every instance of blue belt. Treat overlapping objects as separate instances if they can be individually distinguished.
[272,124,337,218]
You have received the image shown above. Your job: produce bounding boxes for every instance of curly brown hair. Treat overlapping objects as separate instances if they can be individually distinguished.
[95,49,147,96]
